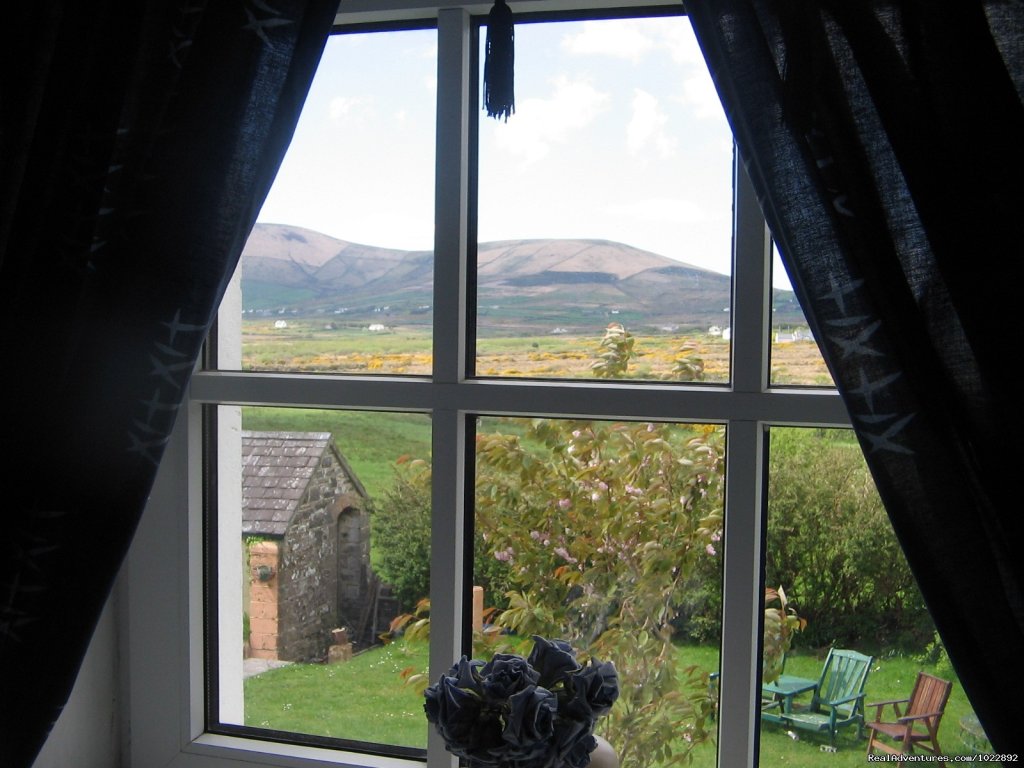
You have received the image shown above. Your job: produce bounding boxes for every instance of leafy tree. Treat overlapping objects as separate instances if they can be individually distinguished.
[590,323,707,383]
[590,323,637,378]
[670,341,706,382]
[475,419,725,766]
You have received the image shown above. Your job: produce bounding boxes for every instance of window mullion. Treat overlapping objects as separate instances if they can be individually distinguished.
[717,153,771,768]
[730,148,772,395]
[427,409,467,768]
[718,419,766,768]
[429,9,472,768]
[433,7,472,386]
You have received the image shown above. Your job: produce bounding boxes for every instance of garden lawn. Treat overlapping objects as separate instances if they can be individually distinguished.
[678,647,982,768]
[243,642,983,766]
[243,639,429,748]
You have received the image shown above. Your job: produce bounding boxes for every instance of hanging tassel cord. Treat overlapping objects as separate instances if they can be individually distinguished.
[484,0,515,121]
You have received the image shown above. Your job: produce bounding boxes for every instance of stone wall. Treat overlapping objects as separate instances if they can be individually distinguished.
[277,446,370,661]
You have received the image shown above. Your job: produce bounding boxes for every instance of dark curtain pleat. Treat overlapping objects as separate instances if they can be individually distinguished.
[687,0,1023,753]
[0,2,336,765]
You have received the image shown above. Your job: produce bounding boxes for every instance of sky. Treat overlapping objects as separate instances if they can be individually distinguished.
[256,15,790,287]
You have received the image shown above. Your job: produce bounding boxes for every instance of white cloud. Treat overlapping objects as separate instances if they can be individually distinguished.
[560,17,708,67]
[329,95,371,123]
[561,19,655,62]
[489,76,610,163]
[605,197,707,225]
[650,21,707,66]
[627,90,677,158]
[682,72,725,121]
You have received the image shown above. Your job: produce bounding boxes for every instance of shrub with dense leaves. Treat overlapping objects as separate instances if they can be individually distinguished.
[475,419,724,767]
[371,459,432,613]
[372,458,511,614]
[765,428,931,649]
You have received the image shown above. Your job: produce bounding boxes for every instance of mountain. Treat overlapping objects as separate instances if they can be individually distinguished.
[241,223,803,333]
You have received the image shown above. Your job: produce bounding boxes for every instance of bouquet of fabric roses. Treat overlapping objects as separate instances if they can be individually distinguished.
[424,636,618,768]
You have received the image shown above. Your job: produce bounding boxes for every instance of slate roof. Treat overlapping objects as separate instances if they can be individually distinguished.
[241,431,335,537]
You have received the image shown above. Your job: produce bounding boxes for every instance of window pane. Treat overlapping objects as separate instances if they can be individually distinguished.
[213,405,432,752]
[473,416,723,766]
[769,244,834,386]
[230,29,436,375]
[476,17,733,383]
[758,427,979,760]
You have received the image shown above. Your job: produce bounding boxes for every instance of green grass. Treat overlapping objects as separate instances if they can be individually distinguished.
[685,648,981,768]
[244,639,429,748]
[244,642,983,765]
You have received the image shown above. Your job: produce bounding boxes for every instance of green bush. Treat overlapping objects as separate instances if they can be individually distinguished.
[370,461,432,613]
[371,459,511,614]
[764,428,932,650]
[671,429,933,652]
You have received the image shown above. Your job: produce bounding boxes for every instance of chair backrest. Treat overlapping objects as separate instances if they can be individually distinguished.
[815,648,873,712]
[907,672,953,721]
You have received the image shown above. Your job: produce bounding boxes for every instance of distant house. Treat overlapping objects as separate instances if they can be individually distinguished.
[241,431,374,662]
[774,327,815,344]
[366,323,387,332]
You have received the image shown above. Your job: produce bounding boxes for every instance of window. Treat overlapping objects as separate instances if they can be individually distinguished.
[125,4,855,768]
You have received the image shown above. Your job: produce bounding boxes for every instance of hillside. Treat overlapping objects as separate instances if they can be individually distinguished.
[241,223,804,334]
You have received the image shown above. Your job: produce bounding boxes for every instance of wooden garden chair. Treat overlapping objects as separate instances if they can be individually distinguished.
[865,671,953,757]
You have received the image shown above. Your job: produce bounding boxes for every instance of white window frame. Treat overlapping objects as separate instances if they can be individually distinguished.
[123,3,852,767]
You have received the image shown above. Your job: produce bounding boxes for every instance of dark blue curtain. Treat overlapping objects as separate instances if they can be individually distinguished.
[0,2,336,765]
[687,0,1023,755]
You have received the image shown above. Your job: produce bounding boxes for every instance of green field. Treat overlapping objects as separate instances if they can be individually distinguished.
[239,322,834,385]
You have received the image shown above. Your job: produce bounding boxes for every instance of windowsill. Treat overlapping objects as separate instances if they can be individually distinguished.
[188,733,422,768]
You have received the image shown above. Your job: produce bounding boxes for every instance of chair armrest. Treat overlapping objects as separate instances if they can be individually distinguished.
[866,697,909,708]
[827,692,865,707]
[897,711,944,724]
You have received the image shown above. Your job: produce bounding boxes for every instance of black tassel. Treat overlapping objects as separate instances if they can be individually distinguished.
[484,0,514,121]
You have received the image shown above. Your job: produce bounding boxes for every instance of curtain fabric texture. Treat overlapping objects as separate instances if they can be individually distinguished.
[0,2,336,765]
[687,0,1023,753]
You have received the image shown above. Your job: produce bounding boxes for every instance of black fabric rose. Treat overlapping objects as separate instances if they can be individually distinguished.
[561,732,598,768]
[545,716,589,768]
[573,658,619,717]
[423,637,618,768]
[451,656,486,692]
[425,674,488,747]
[480,653,541,699]
[527,636,582,688]
[501,684,558,763]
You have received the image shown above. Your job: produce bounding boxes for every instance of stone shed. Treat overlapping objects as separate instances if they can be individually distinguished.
[242,431,371,662]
